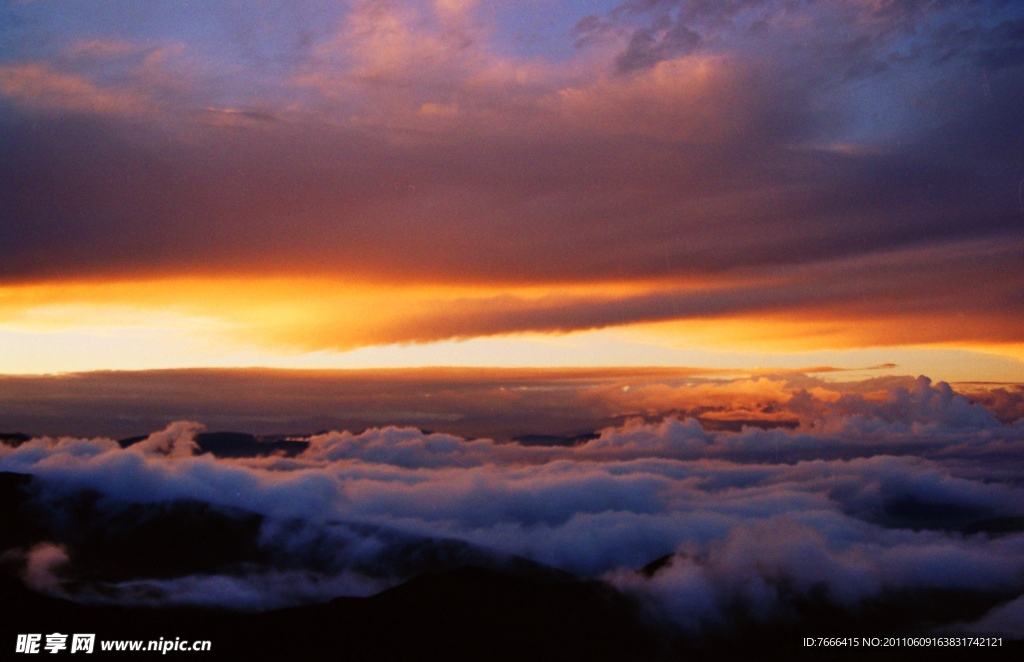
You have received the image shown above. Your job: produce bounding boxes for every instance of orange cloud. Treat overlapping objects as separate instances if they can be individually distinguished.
[0,64,152,115]
[548,56,762,143]
[65,39,150,59]
[1,268,1021,365]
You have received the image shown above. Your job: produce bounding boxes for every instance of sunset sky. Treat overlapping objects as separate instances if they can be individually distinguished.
[1,0,1023,381]
[5,3,1024,641]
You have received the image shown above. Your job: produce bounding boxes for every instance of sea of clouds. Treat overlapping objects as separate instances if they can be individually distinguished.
[2,377,1023,635]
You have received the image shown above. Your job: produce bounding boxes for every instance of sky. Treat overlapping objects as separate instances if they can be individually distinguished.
[1,0,1023,380]
[3,4,1024,633]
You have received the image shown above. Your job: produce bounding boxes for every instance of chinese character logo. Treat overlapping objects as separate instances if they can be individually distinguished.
[16,634,41,654]
[70,634,95,654]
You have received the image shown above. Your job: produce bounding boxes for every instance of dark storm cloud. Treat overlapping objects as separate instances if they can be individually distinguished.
[0,107,1020,286]
[614,16,701,73]
[603,0,1024,73]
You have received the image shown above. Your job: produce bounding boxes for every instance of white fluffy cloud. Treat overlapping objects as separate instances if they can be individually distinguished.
[2,378,1024,629]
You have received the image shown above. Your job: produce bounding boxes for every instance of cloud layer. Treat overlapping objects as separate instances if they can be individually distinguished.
[2,368,1020,441]
[0,0,1021,352]
[3,376,1024,632]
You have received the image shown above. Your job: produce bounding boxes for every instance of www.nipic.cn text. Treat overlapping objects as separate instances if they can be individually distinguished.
[16,634,212,654]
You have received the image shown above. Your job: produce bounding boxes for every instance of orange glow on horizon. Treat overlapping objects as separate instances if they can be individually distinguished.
[0,276,1021,367]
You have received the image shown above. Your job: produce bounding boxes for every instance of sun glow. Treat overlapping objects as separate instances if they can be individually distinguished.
[0,277,1021,382]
